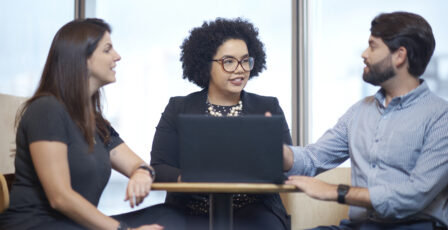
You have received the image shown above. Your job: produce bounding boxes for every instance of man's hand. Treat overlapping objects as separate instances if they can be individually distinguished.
[285,176,337,201]
[283,145,294,171]
[286,175,373,208]
[264,111,294,172]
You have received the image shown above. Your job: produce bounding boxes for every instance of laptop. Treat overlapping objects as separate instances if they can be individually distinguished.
[178,114,285,184]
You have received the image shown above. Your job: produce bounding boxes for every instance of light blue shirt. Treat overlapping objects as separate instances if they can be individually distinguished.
[287,81,448,225]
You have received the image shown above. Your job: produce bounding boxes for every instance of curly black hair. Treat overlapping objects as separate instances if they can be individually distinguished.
[180,17,266,89]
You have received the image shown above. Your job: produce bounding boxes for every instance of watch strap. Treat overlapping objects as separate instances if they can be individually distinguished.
[137,164,156,180]
[337,184,350,204]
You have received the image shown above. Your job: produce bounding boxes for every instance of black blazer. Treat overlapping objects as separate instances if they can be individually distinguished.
[150,89,292,227]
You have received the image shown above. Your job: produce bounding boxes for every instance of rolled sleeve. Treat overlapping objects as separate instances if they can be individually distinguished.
[285,103,354,177]
[285,146,307,176]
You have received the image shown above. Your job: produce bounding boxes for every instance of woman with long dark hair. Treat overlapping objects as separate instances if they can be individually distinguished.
[0,18,184,230]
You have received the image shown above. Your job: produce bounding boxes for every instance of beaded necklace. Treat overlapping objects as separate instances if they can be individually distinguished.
[206,98,243,117]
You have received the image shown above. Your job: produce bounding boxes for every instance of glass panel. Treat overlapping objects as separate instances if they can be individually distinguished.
[0,0,74,96]
[92,0,292,214]
[308,0,448,148]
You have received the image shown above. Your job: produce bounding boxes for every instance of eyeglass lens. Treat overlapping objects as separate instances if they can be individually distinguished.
[222,57,254,72]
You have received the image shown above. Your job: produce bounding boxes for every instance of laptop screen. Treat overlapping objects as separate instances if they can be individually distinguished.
[178,114,284,184]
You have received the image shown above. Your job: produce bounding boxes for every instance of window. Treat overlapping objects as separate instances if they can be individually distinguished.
[0,0,74,96]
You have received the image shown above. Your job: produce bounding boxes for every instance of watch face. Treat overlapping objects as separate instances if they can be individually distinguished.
[338,184,350,193]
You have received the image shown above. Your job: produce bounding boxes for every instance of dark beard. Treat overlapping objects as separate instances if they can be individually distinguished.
[363,55,395,86]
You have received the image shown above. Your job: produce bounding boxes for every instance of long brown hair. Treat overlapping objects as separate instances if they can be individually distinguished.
[17,18,112,150]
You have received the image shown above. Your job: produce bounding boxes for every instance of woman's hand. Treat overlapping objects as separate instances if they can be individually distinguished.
[109,143,155,208]
[124,168,153,208]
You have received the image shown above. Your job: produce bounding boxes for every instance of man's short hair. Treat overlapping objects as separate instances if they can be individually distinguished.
[370,11,435,77]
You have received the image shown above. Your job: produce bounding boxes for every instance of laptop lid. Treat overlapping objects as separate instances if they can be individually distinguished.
[178,114,284,184]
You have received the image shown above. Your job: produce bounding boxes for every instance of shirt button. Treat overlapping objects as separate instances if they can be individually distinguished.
[375,139,379,142]
[371,164,376,168]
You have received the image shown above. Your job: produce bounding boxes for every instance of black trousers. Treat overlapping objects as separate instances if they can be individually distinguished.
[31,204,186,230]
[184,202,287,230]
[310,219,445,230]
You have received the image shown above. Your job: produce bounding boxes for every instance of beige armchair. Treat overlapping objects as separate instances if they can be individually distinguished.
[281,167,351,230]
[0,93,27,174]
[0,93,27,213]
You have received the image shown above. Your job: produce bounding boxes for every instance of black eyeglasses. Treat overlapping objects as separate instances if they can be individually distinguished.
[212,56,255,73]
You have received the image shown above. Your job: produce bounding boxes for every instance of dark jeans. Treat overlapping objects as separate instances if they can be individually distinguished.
[31,204,185,230]
[310,219,445,230]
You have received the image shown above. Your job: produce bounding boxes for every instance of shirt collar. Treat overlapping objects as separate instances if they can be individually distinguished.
[374,79,429,109]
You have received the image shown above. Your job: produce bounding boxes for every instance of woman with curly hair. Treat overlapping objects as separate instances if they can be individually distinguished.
[150,18,292,230]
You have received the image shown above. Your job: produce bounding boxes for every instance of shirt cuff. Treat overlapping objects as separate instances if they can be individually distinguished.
[285,145,305,177]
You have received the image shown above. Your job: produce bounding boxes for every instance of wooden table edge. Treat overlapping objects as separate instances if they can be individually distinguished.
[151,182,300,193]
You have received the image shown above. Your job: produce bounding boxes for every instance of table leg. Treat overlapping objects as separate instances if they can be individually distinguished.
[209,193,233,230]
